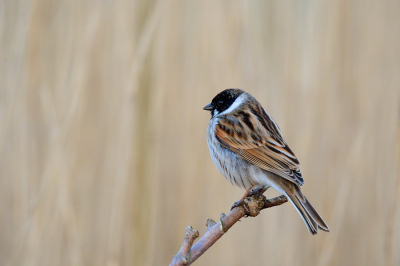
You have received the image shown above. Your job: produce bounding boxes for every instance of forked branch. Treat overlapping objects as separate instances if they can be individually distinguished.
[169,194,288,266]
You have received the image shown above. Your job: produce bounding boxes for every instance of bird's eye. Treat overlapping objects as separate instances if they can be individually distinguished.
[217,100,223,107]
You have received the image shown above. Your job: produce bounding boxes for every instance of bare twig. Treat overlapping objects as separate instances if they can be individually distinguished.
[169,194,288,266]
[170,226,200,265]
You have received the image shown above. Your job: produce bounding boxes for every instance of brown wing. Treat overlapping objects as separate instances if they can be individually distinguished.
[215,105,304,185]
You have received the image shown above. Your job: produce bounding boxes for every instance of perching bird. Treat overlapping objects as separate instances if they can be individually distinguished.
[204,88,329,234]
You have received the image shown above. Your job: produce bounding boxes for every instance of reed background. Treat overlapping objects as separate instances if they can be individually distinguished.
[1,1,400,265]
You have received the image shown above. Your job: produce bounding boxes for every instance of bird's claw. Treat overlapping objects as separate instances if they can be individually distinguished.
[231,199,251,216]
[247,187,267,198]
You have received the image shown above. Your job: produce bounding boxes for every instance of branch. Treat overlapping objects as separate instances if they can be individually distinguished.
[169,194,288,266]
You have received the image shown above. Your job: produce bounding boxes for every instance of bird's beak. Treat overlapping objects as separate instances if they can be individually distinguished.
[203,103,214,111]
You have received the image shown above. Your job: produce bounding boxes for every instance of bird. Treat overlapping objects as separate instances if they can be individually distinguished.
[203,88,329,235]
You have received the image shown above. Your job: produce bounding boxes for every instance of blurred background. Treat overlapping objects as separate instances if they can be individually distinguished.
[1,0,400,265]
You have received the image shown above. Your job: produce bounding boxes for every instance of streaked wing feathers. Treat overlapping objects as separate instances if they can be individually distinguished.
[215,104,304,185]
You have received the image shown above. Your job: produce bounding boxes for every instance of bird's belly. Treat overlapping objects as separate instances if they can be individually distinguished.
[207,122,258,189]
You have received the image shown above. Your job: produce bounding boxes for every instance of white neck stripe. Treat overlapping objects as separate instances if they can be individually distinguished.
[217,94,245,116]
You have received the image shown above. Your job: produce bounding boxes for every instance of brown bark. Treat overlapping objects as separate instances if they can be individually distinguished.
[169,195,288,266]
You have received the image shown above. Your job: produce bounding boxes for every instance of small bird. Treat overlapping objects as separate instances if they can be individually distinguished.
[204,88,329,234]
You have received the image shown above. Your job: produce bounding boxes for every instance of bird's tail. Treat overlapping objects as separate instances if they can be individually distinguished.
[282,184,329,235]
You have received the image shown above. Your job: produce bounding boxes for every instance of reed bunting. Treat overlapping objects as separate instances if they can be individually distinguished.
[204,89,329,234]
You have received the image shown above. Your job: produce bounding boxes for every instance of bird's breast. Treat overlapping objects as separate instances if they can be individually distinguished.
[206,118,255,189]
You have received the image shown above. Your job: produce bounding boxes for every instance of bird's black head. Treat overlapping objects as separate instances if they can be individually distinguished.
[203,88,245,117]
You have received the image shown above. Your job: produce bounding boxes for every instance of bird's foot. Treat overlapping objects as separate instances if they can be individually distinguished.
[231,187,268,216]
[247,187,267,198]
[230,199,250,215]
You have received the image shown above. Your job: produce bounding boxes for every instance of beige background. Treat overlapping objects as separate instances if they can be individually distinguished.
[1,1,400,265]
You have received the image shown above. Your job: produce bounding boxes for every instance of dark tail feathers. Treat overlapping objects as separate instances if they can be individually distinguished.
[285,186,329,235]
